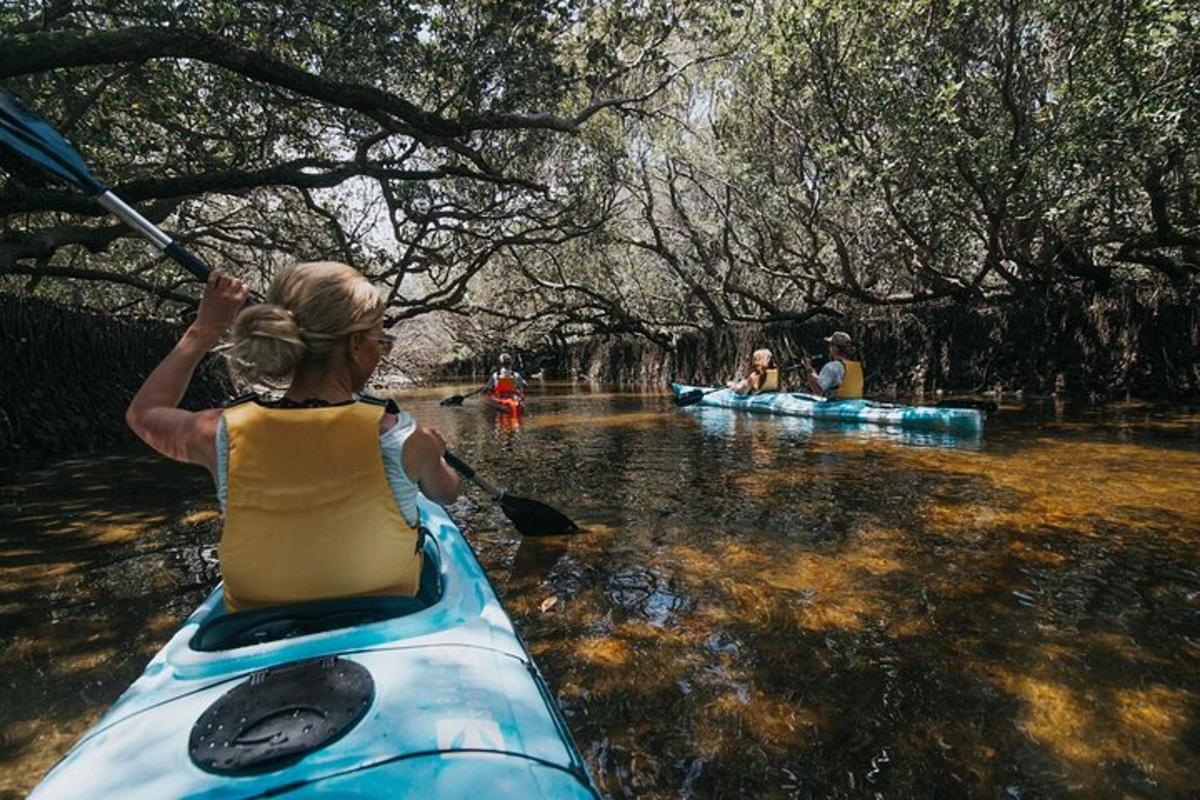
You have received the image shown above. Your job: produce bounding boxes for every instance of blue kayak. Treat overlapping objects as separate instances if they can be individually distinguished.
[31,497,600,799]
[671,383,984,434]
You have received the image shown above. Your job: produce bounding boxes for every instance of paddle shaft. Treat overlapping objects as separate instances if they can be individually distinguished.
[0,90,238,293]
[443,451,503,501]
[96,192,214,285]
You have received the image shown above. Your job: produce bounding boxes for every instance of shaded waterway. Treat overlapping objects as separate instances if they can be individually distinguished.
[2,384,1200,798]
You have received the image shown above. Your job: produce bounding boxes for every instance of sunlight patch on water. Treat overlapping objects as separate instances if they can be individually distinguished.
[573,635,633,668]
[667,527,910,633]
[982,664,1198,792]
[181,509,220,525]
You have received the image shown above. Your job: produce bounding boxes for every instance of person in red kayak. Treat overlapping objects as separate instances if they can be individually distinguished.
[805,331,864,399]
[727,348,780,396]
[125,263,460,612]
[486,352,527,397]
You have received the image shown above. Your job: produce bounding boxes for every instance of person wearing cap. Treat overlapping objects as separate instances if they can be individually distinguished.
[806,331,864,399]
[486,352,527,394]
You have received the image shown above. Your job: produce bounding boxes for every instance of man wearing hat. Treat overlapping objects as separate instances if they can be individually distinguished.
[805,331,864,399]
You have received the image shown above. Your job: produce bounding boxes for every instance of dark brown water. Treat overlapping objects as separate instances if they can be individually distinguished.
[3,383,1199,799]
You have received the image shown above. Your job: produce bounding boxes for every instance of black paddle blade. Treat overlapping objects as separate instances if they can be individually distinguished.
[439,395,466,406]
[0,89,102,193]
[674,390,705,407]
[499,493,581,537]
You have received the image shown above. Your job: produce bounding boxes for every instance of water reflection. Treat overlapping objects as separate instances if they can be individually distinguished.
[488,407,523,438]
[2,384,1199,798]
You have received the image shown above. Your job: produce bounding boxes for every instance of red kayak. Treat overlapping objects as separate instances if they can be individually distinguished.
[486,390,525,415]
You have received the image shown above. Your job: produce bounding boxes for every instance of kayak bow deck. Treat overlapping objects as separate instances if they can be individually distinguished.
[670,383,984,434]
[31,497,598,799]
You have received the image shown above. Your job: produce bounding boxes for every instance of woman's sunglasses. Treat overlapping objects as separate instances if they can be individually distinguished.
[364,332,397,356]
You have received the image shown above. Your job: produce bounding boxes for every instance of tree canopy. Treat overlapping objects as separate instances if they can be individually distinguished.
[2,1,1196,356]
[1,0,691,315]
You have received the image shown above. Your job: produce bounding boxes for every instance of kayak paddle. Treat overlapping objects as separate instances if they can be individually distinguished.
[0,88,261,299]
[4,89,580,537]
[440,386,486,406]
[674,386,726,407]
[444,452,581,537]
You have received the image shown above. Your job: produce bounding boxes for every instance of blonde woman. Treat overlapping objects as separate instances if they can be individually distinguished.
[125,264,460,612]
[727,348,780,396]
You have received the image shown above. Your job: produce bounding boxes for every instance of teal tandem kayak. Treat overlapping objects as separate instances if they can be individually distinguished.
[31,496,599,799]
[671,383,985,434]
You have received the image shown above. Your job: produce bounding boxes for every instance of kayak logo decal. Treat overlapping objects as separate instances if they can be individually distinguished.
[436,718,504,751]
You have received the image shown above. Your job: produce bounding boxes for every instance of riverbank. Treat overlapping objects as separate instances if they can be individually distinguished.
[4,284,1197,466]
[450,286,1200,402]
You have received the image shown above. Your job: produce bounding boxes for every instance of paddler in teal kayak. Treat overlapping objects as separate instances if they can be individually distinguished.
[805,330,865,399]
[486,352,527,396]
[727,348,780,396]
[125,262,461,612]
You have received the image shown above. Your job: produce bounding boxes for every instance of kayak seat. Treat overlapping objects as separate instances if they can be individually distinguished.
[190,533,442,653]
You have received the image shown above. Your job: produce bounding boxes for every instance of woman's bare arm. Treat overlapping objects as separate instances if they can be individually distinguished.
[125,272,249,473]
[402,425,461,504]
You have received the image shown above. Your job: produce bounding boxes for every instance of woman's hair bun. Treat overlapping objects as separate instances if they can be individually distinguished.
[220,261,384,386]
[227,303,307,384]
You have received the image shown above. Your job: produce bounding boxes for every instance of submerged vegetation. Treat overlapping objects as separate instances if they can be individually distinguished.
[4,388,1199,797]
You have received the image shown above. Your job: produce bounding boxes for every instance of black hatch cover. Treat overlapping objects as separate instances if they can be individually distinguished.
[189,656,374,775]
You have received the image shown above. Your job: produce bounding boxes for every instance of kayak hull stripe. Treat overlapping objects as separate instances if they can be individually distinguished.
[671,383,984,433]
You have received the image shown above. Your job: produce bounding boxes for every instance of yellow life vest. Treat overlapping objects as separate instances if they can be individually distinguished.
[494,375,518,394]
[836,359,864,399]
[753,368,780,394]
[219,399,421,613]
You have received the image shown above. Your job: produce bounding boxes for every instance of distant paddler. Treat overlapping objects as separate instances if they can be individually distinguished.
[727,348,780,396]
[805,331,864,400]
[487,352,527,397]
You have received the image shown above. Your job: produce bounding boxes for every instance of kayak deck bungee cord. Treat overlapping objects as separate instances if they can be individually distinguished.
[671,383,985,433]
[30,496,599,799]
